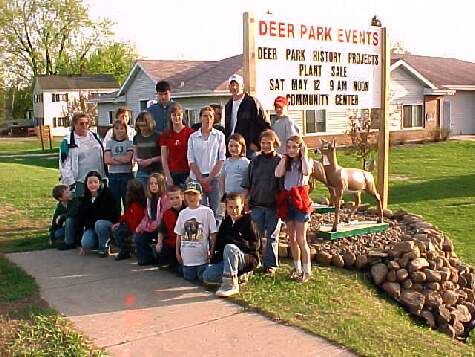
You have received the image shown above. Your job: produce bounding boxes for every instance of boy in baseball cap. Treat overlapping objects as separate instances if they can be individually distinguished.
[271,95,300,154]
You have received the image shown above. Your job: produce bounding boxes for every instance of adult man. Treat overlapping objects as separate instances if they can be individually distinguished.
[146,81,174,135]
[224,74,269,158]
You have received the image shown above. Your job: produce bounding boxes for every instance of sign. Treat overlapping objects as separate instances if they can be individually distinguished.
[254,14,382,110]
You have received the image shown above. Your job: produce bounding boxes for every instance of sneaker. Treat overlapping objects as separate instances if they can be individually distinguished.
[238,271,253,285]
[115,251,131,261]
[57,242,76,251]
[290,269,303,281]
[97,248,110,258]
[216,276,239,297]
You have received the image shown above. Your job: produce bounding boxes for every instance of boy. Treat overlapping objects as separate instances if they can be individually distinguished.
[271,96,299,155]
[174,182,217,281]
[155,185,186,271]
[49,185,73,245]
[202,193,259,297]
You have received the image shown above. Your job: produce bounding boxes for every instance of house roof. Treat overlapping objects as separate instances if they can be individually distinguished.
[391,54,475,88]
[35,75,119,90]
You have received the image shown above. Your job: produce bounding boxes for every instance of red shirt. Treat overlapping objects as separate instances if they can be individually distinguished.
[119,202,145,232]
[159,127,194,173]
[158,205,184,248]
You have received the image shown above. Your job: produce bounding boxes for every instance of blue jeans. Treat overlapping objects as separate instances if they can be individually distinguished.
[136,169,150,188]
[108,173,133,212]
[182,264,207,281]
[250,206,281,269]
[203,244,246,284]
[81,220,113,252]
[171,172,189,189]
[134,231,157,265]
[63,217,79,245]
[200,175,220,220]
[156,244,179,268]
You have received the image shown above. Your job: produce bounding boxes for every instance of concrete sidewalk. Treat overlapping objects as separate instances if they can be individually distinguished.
[7,250,354,357]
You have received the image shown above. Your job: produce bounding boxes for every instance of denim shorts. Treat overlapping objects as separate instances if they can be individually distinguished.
[286,203,310,223]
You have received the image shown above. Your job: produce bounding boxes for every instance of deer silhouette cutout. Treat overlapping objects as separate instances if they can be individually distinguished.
[316,138,383,232]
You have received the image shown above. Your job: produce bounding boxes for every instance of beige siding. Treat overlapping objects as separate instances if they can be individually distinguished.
[177,95,229,126]
[446,91,475,134]
[287,110,304,133]
[390,67,425,105]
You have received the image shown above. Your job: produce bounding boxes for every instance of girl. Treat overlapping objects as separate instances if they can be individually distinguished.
[160,103,194,188]
[134,173,170,265]
[104,119,134,212]
[271,96,299,155]
[112,179,146,261]
[133,111,162,186]
[275,136,313,282]
[220,133,249,196]
[187,106,226,221]
[241,129,283,274]
[77,171,119,257]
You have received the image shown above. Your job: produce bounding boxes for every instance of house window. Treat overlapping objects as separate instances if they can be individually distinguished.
[185,109,199,125]
[305,110,326,133]
[139,100,149,111]
[108,111,114,125]
[59,117,69,127]
[402,105,423,128]
[53,117,57,128]
[52,93,68,102]
[34,94,44,103]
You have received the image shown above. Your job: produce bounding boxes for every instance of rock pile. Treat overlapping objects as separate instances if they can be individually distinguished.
[300,207,475,339]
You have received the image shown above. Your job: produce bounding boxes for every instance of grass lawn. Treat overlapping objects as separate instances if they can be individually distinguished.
[0,139,474,356]
[0,139,105,356]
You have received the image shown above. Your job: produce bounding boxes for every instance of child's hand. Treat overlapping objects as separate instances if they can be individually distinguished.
[112,222,120,230]
[176,253,183,264]
[166,175,174,185]
[55,216,62,225]
[207,250,214,261]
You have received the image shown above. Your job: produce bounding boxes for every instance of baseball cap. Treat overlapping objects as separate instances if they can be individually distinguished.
[184,181,203,194]
[228,74,244,86]
[274,96,288,108]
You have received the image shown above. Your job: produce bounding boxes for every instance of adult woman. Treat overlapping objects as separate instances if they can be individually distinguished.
[160,103,194,188]
[187,106,226,220]
[133,111,162,186]
[57,112,106,250]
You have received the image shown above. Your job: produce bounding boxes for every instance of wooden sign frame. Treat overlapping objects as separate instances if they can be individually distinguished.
[243,12,390,209]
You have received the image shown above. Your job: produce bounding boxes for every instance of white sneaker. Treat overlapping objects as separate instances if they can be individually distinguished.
[216,277,239,297]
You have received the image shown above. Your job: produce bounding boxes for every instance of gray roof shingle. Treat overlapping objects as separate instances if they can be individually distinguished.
[36,75,119,90]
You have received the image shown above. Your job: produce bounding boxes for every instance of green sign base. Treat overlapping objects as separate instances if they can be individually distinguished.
[317,221,389,240]
[312,203,335,213]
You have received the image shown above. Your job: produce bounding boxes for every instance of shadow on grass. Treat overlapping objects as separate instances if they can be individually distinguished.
[389,174,475,204]
[0,156,58,169]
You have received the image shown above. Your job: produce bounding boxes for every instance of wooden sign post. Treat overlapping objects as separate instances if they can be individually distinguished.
[38,125,53,151]
[243,12,390,209]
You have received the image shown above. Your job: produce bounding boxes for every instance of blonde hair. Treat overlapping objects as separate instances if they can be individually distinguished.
[135,111,156,134]
[146,173,166,198]
[112,119,128,140]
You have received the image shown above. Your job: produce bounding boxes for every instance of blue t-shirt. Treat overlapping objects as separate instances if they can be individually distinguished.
[223,157,250,194]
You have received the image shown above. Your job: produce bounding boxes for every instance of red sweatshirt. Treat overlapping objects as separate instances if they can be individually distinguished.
[158,204,185,248]
[119,202,146,232]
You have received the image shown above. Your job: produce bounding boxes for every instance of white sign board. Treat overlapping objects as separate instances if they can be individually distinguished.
[254,14,382,110]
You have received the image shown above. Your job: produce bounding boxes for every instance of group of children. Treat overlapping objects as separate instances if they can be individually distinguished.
[50,95,315,296]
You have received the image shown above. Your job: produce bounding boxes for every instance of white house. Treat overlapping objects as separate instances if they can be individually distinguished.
[94,54,475,145]
[32,75,119,136]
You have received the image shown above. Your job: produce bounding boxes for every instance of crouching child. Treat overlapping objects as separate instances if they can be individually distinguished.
[155,185,186,271]
[49,185,73,246]
[203,192,259,297]
[175,182,217,281]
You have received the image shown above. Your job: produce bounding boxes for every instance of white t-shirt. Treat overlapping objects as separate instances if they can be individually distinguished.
[231,97,243,134]
[174,205,217,266]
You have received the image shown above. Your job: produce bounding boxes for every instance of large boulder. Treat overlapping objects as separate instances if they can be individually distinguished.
[400,290,425,312]
[382,282,401,298]
[371,264,388,285]
[408,258,429,273]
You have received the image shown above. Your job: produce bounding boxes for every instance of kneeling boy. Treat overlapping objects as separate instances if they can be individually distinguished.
[203,192,259,297]
[175,182,217,281]
[155,185,186,270]
[49,185,73,245]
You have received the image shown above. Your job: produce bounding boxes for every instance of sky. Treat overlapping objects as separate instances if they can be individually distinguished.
[86,0,475,62]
